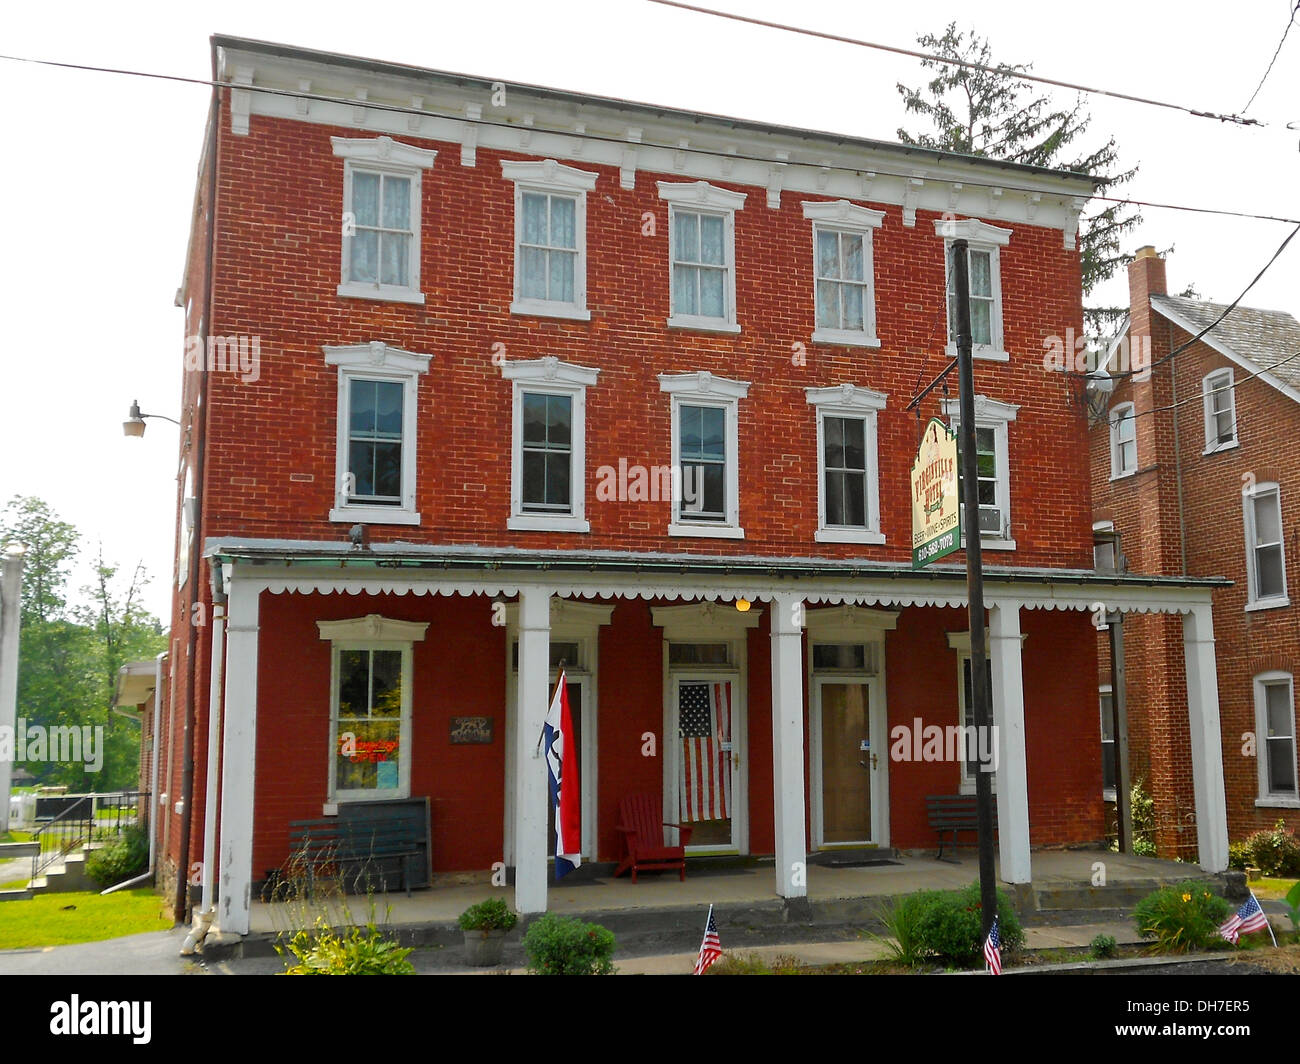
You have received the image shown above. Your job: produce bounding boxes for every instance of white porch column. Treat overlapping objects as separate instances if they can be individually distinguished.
[988,602,1031,884]
[514,586,551,913]
[0,546,24,834]
[1182,605,1229,871]
[770,594,807,898]
[216,576,259,936]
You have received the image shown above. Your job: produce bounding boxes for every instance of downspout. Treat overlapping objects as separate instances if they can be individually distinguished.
[1169,318,1188,575]
[181,581,225,954]
[172,41,220,927]
[101,650,168,894]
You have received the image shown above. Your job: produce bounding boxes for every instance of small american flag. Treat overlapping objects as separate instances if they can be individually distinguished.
[693,905,723,975]
[679,682,732,822]
[983,919,1002,975]
[1219,892,1271,944]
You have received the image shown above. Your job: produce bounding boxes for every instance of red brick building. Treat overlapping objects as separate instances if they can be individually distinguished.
[157,36,1230,937]
[1091,248,1300,858]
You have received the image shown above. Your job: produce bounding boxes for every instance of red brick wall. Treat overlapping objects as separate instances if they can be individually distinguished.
[201,104,1093,569]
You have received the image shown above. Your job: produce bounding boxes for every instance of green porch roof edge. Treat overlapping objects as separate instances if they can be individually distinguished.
[202,537,1230,590]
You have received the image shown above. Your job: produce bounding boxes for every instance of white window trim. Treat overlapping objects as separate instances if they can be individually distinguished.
[332,136,436,305]
[500,356,599,533]
[1253,670,1300,806]
[501,159,598,321]
[1243,481,1290,610]
[1110,402,1137,480]
[802,200,885,348]
[659,371,749,538]
[940,395,1018,551]
[805,384,887,544]
[1202,368,1239,455]
[325,342,432,526]
[1099,684,1116,802]
[318,615,428,804]
[935,218,1011,362]
[658,181,746,334]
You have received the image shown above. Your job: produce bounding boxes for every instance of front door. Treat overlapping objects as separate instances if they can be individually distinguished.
[671,676,738,852]
[813,678,881,847]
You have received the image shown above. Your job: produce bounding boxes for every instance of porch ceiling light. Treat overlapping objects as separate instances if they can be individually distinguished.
[735,598,751,612]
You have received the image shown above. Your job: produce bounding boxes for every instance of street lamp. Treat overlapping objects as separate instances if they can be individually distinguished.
[123,400,180,438]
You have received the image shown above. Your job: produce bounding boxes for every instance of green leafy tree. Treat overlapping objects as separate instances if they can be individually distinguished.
[0,496,167,790]
[896,23,1141,337]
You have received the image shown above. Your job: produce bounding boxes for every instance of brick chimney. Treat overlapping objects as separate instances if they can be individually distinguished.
[1128,245,1166,337]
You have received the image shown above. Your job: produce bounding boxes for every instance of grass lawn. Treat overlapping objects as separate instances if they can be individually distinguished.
[0,890,171,950]
[1247,875,1299,901]
[0,830,34,845]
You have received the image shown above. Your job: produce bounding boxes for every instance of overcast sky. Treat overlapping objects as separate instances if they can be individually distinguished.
[2,0,1296,623]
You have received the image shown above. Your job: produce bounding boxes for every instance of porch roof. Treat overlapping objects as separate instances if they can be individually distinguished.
[205,536,1228,592]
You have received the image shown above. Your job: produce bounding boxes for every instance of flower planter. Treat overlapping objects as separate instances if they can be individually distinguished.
[463,928,508,967]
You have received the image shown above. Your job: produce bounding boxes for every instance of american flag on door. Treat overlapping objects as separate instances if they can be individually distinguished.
[678,682,732,821]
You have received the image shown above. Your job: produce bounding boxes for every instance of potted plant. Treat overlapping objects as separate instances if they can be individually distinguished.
[459,898,518,966]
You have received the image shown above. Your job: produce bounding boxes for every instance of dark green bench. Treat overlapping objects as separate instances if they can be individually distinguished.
[287,810,426,897]
[925,794,997,863]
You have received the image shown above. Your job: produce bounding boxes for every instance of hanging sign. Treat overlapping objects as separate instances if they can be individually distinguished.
[911,417,960,569]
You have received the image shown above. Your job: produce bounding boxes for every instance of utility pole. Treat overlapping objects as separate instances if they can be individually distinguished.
[952,239,998,940]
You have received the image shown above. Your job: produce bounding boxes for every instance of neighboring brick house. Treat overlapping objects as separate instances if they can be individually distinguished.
[1090,247,1300,858]
[157,35,1231,937]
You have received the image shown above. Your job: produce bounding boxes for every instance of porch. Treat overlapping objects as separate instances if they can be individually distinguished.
[205,539,1231,938]
[245,849,1211,937]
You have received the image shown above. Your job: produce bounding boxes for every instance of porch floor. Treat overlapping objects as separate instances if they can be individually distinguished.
[246,848,1200,934]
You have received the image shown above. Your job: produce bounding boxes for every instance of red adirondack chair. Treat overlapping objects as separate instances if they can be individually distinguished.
[613,794,694,882]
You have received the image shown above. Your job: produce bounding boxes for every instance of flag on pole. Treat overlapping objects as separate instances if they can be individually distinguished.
[542,669,581,879]
[693,905,723,975]
[983,918,1002,975]
[1219,891,1273,945]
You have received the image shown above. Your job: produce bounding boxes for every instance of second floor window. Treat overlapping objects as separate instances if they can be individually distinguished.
[943,395,1018,550]
[805,384,886,545]
[1255,672,1298,802]
[1110,402,1137,478]
[659,371,749,538]
[347,379,403,505]
[521,392,573,513]
[1245,482,1288,608]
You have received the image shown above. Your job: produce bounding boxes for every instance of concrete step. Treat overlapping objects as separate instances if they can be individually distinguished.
[1033,880,1168,911]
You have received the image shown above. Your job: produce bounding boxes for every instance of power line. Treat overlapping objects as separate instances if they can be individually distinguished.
[1113,344,1300,425]
[1242,1,1300,113]
[645,0,1266,128]
[1,52,1296,228]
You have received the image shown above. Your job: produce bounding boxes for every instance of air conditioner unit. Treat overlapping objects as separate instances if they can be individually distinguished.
[960,504,1004,539]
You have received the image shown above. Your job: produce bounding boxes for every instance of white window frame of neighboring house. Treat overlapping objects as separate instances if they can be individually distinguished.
[659,371,750,539]
[1099,684,1116,802]
[325,342,432,526]
[1254,671,1300,807]
[935,217,1011,362]
[658,181,746,335]
[805,384,886,544]
[318,615,428,806]
[941,395,1018,551]
[1244,481,1289,610]
[1202,368,1238,454]
[501,159,598,322]
[802,200,885,348]
[500,356,599,533]
[332,136,436,305]
[1109,402,1137,480]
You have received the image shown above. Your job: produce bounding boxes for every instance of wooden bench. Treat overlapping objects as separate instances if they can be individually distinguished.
[926,794,997,863]
[287,801,429,897]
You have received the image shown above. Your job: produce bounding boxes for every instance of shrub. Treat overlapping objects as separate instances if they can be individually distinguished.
[1286,882,1300,931]
[458,897,518,932]
[279,918,415,975]
[522,914,616,975]
[1229,821,1300,878]
[85,825,149,889]
[1132,881,1231,953]
[912,883,1025,966]
[869,893,929,967]
[1089,933,1118,959]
